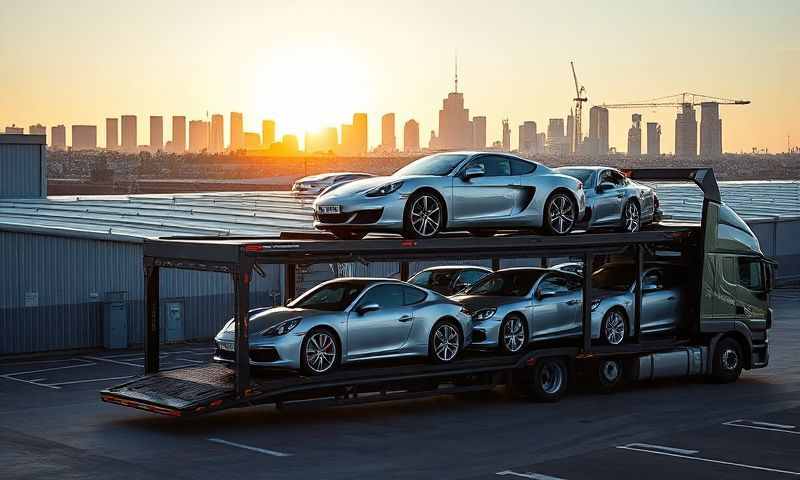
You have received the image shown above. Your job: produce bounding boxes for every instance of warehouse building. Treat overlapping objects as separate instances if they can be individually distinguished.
[1,134,798,354]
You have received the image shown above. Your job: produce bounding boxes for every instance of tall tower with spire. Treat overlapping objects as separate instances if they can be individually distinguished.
[430,55,472,150]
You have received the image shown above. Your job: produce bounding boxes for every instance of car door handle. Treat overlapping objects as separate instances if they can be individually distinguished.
[398,315,413,322]
[566,299,580,305]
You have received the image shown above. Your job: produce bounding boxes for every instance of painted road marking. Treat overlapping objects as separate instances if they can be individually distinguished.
[617,443,800,476]
[82,355,142,368]
[724,419,800,435]
[623,443,699,455]
[207,438,292,457]
[0,359,96,390]
[46,375,134,386]
[496,470,566,479]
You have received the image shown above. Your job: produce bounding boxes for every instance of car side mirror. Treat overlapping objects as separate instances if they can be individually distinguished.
[463,165,485,180]
[356,303,381,315]
[596,182,615,193]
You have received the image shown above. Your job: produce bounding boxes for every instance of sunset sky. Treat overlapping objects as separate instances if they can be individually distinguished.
[1,0,798,153]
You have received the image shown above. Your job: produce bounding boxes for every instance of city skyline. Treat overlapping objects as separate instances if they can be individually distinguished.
[1,1,798,154]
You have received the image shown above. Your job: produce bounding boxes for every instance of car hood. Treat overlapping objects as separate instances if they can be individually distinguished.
[218,307,326,336]
[449,295,526,311]
[316,176,393,199]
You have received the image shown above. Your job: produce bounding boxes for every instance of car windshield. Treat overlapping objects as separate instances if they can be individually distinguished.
[288,281,367,311]
[466,270,547,297]
[592,264,634,291]
[557,168,595,186]
[409,269,458,289]
[394,154,468,176]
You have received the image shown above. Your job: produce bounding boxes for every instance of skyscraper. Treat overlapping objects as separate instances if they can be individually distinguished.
[121,115,137,152]
[262,120,276,148]
[380,113,396,152]
[536,132,546,153]
[71,125,97,150]
[518,121,537,154]
[244,132,261,149]
[230,112,244,151]
[149,116,163,152]
[210,114,224,153]
[404,119,420,153]
[4,125,23,134]
[472,116,486,150]
[171,116,186,153]
[546,118,567,155]
[627,113,642,156]
[588,106,609,155]
[51,125,66,149]
[436,92,472,150]
[105,118,118,150]
[305,127,338,153]
[700,102,722,157]
[675,103,697,157]
[566,112,575,153]
[29,124,46,135]
[501,119,511,152]
[353,113,368,154]
[188,120,209,153]
[647,122,661,156]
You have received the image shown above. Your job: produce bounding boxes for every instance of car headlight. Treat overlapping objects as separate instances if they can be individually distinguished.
[365,181,403,197]
[472,308,496,321]
[591,299,601,312]
[264,318,302,336]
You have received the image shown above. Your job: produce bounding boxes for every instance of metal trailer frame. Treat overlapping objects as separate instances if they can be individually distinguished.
[103,168,723,416]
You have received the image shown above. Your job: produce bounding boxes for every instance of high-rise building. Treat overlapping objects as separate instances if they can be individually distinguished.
[700,102,722,157]
[380,113,396,152]
[546,118,568,155]
[105,118,118,150]
[149,116,163,152]
[188,120,209,153]
[435,91,472,150]
[536,132,546,153]
[501,119,511,152]
[305,127,338,153]
[404,119,420,153]
[51,125,66,149]
[627,113,642,156]
[29,124,46,136]
[230,112,244,151]
[121,115,137,152]
[71,125,97,150]
[647,122,661,156]
[171,116,186,153]
[566,112,575,153]
[675,103,697,157]
[353,113,368,154]
[210,114,224,153]
[588,106,609,155]
[244,132,261,149]
[262,120,276,148]
[4,125,23,134]
[518,121,537,154]
[472,116,486,150]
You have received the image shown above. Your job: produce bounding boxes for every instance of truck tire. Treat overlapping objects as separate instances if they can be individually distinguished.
[596,358,624,393]
[710,337,743,383]
[528,357,569,402]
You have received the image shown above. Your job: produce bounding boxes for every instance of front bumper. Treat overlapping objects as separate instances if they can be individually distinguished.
[313,192,406,231]
[213,332,305,370]
[468,319,503,349]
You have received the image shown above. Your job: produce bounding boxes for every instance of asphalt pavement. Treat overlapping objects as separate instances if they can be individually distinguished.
[1,288,799,479]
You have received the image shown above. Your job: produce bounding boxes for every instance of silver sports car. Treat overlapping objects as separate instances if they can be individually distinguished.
[313,152,586,239]
[555,166,661,232]
[213,278,472,375]
[408,265,492,296]
[292,172,375,195]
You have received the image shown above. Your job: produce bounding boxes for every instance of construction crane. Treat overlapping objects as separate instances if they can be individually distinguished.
[570,61,588,154]
[602,92,750,109]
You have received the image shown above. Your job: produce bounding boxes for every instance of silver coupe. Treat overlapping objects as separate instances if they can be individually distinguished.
[555,166,661,232]
[213,278,472,375]
[292,172,375,195]
[313,152,586,239]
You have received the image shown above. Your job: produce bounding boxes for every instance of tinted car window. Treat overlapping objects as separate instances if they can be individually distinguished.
[724,256,764,291]
[394,154,468,176]
[289,281,366,311]
[457,269,489,285]
[357,284,405,308]
[408,271,431,287]
[467,270,547,297]
[643,270,663,290]
[403,286,428,305]
[557,168,594,187]
[510,158,537,175]
[592,264,635,291]
[465,156,511,177]
[537,275,573,295]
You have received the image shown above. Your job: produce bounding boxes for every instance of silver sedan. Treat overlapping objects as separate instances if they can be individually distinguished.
[312,152,586,239]
[213,278,472,375]
[555,166,661,232]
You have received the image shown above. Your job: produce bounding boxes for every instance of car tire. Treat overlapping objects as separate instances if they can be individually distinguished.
[429,319,461,364]
[621,200,641,233]
[528,357,569,402]
[300,328,340,376]
[468,229,496,237]
[601,308,627,345]
[543,191,577,236]
[596,359,624,393]
[404,191,445,239]
[499,314,528,354]
[329,229,366,240]
[709,337,743,383]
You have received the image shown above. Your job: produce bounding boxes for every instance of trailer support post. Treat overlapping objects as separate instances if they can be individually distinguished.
[285,263,296,303]
[399,261,410,281]
[144,260,160,374]
[492,257,500,271]
[233,266,251,398]
[634,245,643,343]
[582,252,594,352]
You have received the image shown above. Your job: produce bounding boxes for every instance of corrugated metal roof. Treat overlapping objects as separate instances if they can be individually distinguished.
[0,181,797,241]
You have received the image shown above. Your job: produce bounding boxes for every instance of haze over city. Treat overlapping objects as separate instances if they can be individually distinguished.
[2,0,798,154]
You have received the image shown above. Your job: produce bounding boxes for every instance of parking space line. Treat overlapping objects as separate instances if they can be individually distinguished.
[624,443,699,455]
[616,443,800,476]
[207,438,293,457]
[0,375,61,389]
[724,419,800,435]
[496,470,566,479]
[46,375,134,386]
[0,359,98,390]
[82,356,142,368]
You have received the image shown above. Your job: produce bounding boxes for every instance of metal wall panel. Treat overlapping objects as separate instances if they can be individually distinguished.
[0,142,43,198]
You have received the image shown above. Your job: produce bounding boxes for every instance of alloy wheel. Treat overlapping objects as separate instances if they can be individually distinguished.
[305,331,337,373]
[548,194,575,235]
[503,317,526,353]
[721,348,740,371]
[604,311,626,345]
[410,195,442,237]
[623,201,641,232]
[433,323,459,362]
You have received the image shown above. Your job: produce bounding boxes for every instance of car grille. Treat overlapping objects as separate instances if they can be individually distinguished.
[214,347,281,363]
[352,209,383,224]
[315,209,383,224]
[472,330,487,342]
[315,212,352,224]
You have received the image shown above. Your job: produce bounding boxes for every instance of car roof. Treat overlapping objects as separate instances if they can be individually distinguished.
[490,267,551,273]
[418,265,492,272]
[555,166,610,172]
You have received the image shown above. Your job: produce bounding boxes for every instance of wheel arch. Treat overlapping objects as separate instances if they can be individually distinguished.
[305,325,343,362]
[436,315,464,345]
[406,187,449,230]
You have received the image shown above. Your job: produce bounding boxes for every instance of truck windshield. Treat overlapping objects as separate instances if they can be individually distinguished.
[394,154,468,176]
[592,264,635,291]
[466,270,546,297]
[288,281,367,311]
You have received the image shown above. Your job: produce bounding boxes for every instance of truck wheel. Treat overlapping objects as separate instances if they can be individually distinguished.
[601,308,627,345]
[429,320,461,363]
[529,357,568,402]
[597,359,624,393]
[300,328,339,375]
[710,337,743,383]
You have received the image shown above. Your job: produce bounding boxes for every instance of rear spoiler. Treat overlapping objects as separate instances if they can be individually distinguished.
[620,168,721,204]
